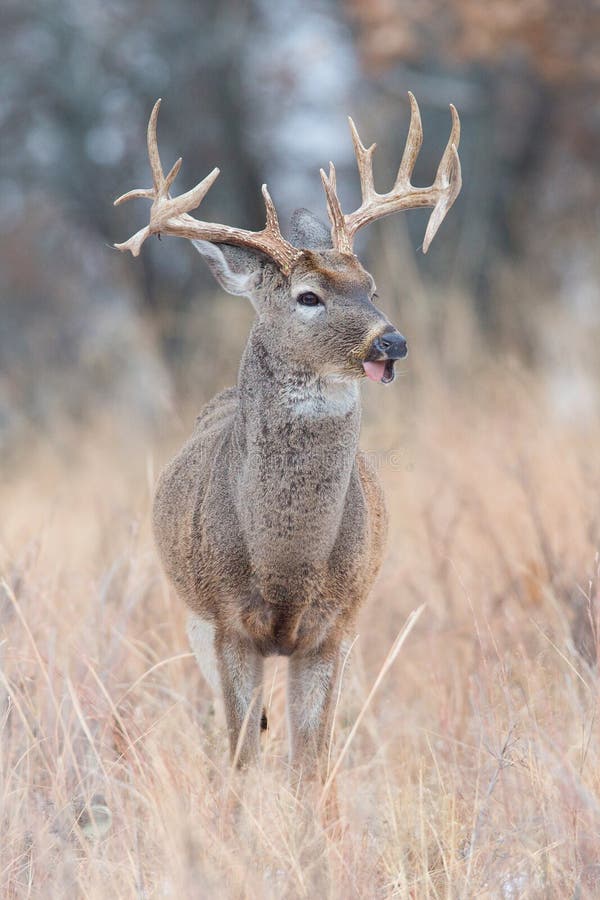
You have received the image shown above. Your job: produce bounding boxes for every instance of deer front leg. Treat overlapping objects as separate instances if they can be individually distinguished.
[187,613,220,692]
[215,631,264,768]
[287,638,341,782]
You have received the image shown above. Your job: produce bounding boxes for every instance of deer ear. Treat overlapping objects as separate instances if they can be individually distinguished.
[288,208,332,250]
[192,240,265,300]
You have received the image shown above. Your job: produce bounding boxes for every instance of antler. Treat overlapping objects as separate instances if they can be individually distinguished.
[320,92,462,254]
[114,100,302,274]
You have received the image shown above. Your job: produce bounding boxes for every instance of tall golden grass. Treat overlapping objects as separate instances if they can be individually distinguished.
[1,296,599,898]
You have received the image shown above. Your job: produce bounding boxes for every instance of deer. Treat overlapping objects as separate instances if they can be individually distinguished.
[114,95,461,782]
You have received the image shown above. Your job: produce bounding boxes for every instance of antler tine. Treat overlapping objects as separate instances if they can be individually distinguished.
[320,162,353,254]
[147,98,166,193]
[113,186,154,206]
[322,93,462,255]
[114,99,302,272]
[348,117,376,203]
[114,224,153,257]
[164,157,183,193]
[261,184,280,232]
[395,92,423,188]
[421,104,461,253]
[434,103,461,190]
[113,99,179,210]
[164,166,221,219]
[423,164,461,254]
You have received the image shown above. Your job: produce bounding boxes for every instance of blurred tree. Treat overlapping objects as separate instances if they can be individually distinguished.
[345,0,600,85]
[341,0,600,343]
[2,0,599,450]
[0,0,359,447]
[1,0,271,312]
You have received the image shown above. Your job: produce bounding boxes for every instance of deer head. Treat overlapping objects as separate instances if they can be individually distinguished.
[115,97,461,385]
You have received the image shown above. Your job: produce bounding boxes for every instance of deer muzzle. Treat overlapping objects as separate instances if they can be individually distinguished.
[363,327,408,384]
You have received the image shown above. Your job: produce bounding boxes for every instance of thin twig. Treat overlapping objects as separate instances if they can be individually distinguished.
[319,604,425,808]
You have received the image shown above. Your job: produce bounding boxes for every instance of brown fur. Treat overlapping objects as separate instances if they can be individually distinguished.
[153,246,401,776]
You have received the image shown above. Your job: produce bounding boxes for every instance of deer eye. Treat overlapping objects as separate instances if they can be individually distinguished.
[297,291,321,307]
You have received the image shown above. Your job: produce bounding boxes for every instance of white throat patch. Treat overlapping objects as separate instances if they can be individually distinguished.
[282,377,359,419]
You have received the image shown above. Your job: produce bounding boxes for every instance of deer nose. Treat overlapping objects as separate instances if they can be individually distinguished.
[371,328,408,360]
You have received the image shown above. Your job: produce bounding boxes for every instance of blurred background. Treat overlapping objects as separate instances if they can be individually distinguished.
[4,6,600,893]
[2,0,599,458]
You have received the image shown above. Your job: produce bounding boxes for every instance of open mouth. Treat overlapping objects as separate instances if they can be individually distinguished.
[362,359,396,384]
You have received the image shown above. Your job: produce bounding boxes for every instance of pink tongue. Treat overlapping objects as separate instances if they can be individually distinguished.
[363,360,386,382]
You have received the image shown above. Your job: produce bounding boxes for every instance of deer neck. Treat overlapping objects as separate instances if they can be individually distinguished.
[232,325,361,589]
[236,324,361,445]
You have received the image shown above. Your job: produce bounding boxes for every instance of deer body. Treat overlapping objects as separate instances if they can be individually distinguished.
[115,97,461,777]
[154,371,386,654]
[153,252,389,769]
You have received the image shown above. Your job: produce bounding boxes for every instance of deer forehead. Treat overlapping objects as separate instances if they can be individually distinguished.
[291,251,375,299]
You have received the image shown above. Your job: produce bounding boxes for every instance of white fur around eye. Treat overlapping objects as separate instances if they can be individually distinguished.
[296,303,324,320]
[292,283,324,319]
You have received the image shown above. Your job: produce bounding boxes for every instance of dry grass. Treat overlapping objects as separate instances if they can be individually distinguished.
[2,344,600,898]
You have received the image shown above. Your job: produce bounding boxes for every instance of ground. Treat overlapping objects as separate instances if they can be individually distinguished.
[1,357,599,898]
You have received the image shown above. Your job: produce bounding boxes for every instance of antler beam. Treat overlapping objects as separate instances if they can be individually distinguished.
[320,92,462,254]
[114,100,302,274]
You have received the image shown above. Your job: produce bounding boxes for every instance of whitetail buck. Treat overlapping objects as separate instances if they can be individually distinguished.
[114,96,461,778]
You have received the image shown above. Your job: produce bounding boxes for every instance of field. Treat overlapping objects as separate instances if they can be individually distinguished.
[2,308,600,898]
